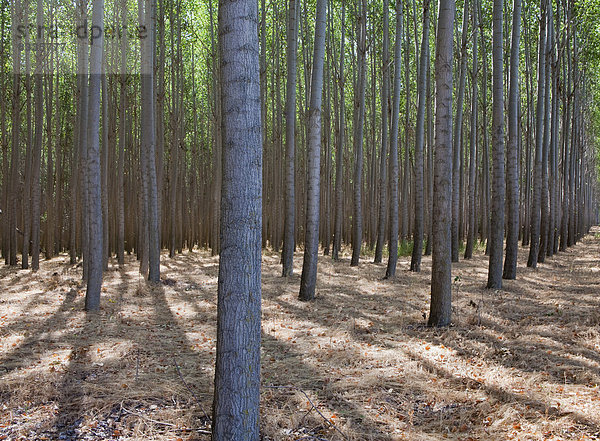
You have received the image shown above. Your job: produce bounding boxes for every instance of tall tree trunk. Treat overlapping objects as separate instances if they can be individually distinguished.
[141,0,160,282]
[374,0,390,264]
[282,0,298,275]
[429,0,455,327]
[410,0,430,272]
[451,0,469,263]
[350,0,367,267]
[31,0,44,272]
[487,0,505,289]
[385,0,403,278]
[117,0,127,265]
[527,0,546,268]
[332,2,345,261]
[503,0,521,279]
[212,0,262,438]
[298,0,327,301]
[84,0,105,311]
[464,0,478,260]
[9,0,22,267]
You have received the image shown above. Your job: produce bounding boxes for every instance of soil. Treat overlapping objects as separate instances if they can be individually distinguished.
[1,230,600,440]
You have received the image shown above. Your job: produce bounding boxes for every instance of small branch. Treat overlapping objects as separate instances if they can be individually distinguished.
[264,385,348,441]
[120,404,211,435]
[172,358,211,421]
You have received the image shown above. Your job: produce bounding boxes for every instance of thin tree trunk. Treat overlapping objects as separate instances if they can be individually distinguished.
[451,0,469,263]
[429,0,455,327]
[502,0,521,278]
[410,0,431,272]
[350,0,367,267]
[84,0,105,311]
[374,0,390,264]
[282,0,299,275]
[385,0,403,278]
[487,0,505,289]
[465,0,478,260]
[332,2,345,261]
[527,0,546,268]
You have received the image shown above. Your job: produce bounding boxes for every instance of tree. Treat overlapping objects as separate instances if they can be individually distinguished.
[487,0,505,289]
[350,0,367,267]
[282,0,298,276]
[84,0,105,311]
[212,0,262,438]
[385,0,403,279]
[140,0,160,282]
[410,0,431,272]
[451,0,469,263]
[298,0,327,301]
[374,0,390,264]
[332,1,346,262]
[429,0,455,327]
[503,0,522,279]
[527,0,546,269]
[464,0,478,260]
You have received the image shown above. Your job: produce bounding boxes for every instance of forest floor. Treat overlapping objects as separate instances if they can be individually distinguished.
[1,231,600,441]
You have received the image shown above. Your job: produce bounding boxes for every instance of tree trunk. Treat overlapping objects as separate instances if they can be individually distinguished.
[429,0,455,327]
[84,0,105,311]
[282,0,298,276]
[332,2,345,261]
[385,0,403,278]
[487,0,505,289]
[451,0,469,263]
[527,0,546,268]
[350,0,367,267]
[410,0,430,272]
[464,0,478,260]
[298,0,327,301]
[212,0,262,438]
[503,0,521,278]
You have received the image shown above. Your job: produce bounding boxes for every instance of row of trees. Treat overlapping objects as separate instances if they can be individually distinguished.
[1,0,599,436]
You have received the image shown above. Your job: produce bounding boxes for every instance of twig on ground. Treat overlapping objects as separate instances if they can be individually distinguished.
[264,385,348,441]
[172,358,211,421]
[121,404,212,435]
[135,348,140,381]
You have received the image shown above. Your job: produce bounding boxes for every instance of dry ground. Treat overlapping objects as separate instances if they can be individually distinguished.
[1,230,600,441]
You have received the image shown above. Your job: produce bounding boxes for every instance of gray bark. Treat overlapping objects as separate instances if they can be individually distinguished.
[212,0,262,437]
[350,0,367,267]
[527,0,546,268]
[84,0,105,311]
[298,0,327,301]
[410,0,430,272]
[374,0,390,264]
[385,0,403,279]
[451,0,469,263]
[429,0,455,327]
[487,0,505,289]
[332,2,345,261]
[282,0,298,276]
[503,0,521,279]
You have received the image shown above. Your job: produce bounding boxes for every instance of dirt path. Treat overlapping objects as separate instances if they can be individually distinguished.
[1,231,600,440]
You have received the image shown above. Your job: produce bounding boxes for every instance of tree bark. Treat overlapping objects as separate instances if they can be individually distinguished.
[350,0,367,267]
[429,0,455,327]
[410,0,430,272]
[84,0,105,311]
[487,0,505,289]
[503,0,521,279]
[212,0,262,437]
[282,0,298,275]
[385,0,403,279]
[298,0,327,301]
